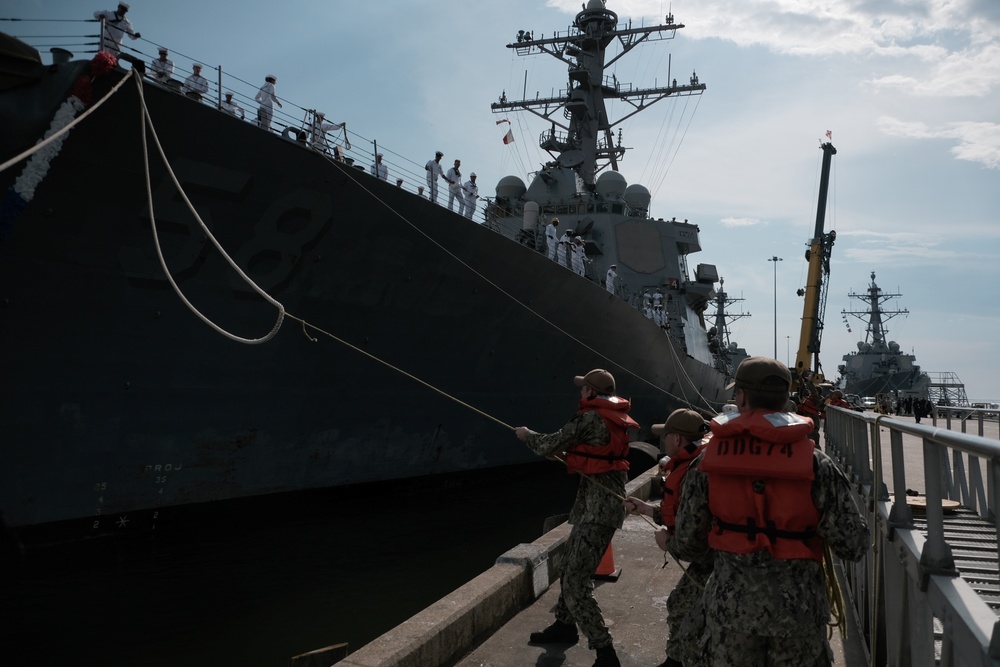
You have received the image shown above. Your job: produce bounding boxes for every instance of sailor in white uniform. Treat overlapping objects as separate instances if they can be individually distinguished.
[221,91,244,119]
[544,217,560,261]
[462,173,479,220]
[446,159,463,211]
[94,3,140,56]
[558,230,574,268]
[255,74,282,131]
[183,63,208,101]
[308,111,345,154]
[642,289,654,320]
[425,151,445,204]
[571,237,587,276]
[652,286,665,326]
[150,47,173,84]
[370,153,388,180]
[606,265,618,295]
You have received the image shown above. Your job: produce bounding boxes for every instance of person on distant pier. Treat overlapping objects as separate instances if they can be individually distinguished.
[446,159,463,212]
[221,91,245,120]
[625,409,714,667]
[424,151,445,204]
[514,368,638,667]
[370,153,388,180]
[94,3,141,59]
[149,47,173,84]
[605,264,618,295]
[462,172,479,220]
[183,63,208,101]
[255,74,282,131]
[671,357,869,667]
[545,217,560,261]
[308,111,345,154]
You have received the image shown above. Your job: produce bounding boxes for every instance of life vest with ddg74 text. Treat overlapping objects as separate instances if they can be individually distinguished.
[700,410,823,561]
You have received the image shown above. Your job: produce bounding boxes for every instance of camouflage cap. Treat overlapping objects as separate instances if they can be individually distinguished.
[574,368,615,395]
[651,408,709,440]
[726,356,791,393]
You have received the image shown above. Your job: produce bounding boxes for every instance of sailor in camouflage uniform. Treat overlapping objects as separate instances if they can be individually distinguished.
[626,408,713,667]
[514,368,638,667]
[671,357,869,666]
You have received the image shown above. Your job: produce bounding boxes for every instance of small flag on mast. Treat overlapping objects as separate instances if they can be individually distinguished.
[502,129,515,144]
[825,130,833,139]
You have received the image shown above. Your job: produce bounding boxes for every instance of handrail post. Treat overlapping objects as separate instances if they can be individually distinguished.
[918,435,957,587]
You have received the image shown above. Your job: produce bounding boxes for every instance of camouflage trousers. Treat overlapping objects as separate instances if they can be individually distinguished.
[553,522,616,650]
[704,623,833,666]
[666,561,712,666]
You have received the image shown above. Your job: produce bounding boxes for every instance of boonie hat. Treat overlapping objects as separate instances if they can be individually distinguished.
[726,356,791,392]
[574,368,615,395]
[651,408,709,440]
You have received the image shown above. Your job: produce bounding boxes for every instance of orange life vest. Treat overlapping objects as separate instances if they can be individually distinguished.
[700,410,823,561]
[797,393,824,420]
[660,441,707,528]
[564,395,638,475]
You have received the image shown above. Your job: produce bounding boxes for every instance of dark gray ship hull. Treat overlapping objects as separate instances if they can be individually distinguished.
[0,66,728,543]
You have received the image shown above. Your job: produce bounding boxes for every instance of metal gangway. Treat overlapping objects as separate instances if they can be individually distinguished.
[824,405,1000,666]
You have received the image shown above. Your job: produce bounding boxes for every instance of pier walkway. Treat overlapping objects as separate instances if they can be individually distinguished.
[338,408,1000,667]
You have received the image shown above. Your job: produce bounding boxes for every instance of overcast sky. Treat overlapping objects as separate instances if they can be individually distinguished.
[17,0,1000,400]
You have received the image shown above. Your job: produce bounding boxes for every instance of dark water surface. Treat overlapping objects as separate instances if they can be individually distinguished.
[2,462,580,667]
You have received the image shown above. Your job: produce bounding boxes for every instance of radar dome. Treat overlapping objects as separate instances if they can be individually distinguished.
[496,175,526,200]
[624,183,651,211]
[596,171,627,199]
[888,341,900,353]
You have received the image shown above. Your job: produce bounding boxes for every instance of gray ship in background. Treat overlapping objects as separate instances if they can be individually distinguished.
[0,1,735,545]
[836,272,930,400]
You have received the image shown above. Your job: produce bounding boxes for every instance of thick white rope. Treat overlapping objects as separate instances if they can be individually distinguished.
[134,71,285,345]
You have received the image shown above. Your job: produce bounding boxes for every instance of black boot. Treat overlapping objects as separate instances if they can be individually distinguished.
[528,619,579,644]
[593,644,621,667]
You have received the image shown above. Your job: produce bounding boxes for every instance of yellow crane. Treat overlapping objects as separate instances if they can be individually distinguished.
[791,142,837,393]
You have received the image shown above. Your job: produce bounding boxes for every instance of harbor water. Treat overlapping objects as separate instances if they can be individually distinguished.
[1,461,581,667]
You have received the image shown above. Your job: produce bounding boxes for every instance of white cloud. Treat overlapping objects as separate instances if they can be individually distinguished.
[720,217,763,228]
[877,117,1000,168]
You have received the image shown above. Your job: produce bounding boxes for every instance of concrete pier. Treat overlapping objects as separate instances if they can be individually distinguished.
[340,468,868,667]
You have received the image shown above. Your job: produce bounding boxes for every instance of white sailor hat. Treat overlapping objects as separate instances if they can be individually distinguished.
[377,152,383,157]
[192,63,202,69]
[316,110,325,117]
[470,172,476,177]
[118,2,130,9]
[158,47,167,53]
[224,90,234,97]
[266,74,277,82]
[435,150,443,157]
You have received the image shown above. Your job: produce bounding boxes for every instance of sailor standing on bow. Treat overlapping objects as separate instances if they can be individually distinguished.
[425,151,445,204]
[446,159,463,212]
[255,74,282,131]
[605,265,618,295]
[545,217,560,261]
[308,111,345,154]
[94,3,141,57]
[462,172,479,220]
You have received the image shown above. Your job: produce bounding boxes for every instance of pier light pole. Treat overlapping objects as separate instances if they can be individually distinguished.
[768,256,783,359]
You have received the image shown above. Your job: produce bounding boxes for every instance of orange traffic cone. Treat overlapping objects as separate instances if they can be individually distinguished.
[592,541,621,581]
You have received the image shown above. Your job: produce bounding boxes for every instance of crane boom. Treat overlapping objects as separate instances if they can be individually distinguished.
[792,142,837,391]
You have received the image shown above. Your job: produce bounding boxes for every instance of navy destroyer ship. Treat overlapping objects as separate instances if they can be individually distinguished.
[0,1,734,545]
[836,272,929,399]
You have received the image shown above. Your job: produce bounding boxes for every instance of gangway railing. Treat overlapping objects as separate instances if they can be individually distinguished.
[824,407,1000,666]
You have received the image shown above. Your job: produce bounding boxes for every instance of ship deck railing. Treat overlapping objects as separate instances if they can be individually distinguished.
[5,19,491,225]
[824,406,1000,666]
